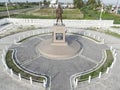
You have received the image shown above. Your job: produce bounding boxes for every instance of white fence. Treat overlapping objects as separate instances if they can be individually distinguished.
[0,18,114,28]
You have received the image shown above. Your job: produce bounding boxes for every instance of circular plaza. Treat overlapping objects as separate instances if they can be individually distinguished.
[0,18,118,90]
[8,30,108,90]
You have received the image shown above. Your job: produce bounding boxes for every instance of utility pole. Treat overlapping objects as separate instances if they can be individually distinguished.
[39,1,41,9]
[5,2,10,18]
[100,4,103,20]
[116,0,119,14]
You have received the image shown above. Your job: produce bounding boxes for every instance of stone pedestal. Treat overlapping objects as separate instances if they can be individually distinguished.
[52,25,67,46]
[38,25,81,59]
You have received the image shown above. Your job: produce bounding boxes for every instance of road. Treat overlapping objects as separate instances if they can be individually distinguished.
[0,7,37,17]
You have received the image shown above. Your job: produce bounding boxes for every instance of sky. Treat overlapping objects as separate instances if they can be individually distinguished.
[0,0,120,5]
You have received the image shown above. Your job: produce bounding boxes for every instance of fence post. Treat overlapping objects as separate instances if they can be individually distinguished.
[112,49,116,55]
[98,72,102,78]
[3,49,6,55]
[18,73,21,81]
[75,78,78,88]
[106,67,110,74]
[30,77,32,85]
[88,33,91,36]
[43,80,46,87]
[88,76,91,83]
[110,61,114,68]
[110,46,113,51]
[10,69,13,76]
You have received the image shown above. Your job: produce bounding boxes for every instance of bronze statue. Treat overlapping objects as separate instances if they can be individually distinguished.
[56,4,63,25]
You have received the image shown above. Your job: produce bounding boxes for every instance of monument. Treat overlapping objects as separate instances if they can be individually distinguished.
[52,25,67,46]
[38,5,81,59]
[4,3,112,90]
[56,4,63,25]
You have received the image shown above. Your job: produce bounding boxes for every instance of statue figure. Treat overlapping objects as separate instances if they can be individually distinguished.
[56,4,63,25]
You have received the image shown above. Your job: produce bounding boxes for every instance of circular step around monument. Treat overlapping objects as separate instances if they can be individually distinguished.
[37,39,82,60]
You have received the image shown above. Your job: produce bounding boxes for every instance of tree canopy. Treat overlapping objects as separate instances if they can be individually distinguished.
[74,0,101,9]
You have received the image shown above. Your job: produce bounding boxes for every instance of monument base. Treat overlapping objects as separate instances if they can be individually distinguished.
[51,25,67,46]
[38,39,81,60]
[51,42,68,46]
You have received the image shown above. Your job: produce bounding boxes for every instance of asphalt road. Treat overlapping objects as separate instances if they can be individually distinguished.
[0,7,36,17]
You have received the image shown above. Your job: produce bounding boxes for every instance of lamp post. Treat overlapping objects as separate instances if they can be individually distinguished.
[39,1,41,10]
[100,4,103,20]
[5,2,10,18]
[116,0,119,14]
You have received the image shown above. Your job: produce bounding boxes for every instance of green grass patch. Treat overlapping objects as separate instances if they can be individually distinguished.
[0,6,16,11]
[78,50,113,82]
[12,8,83,19]
[6,50,45,83]
[111,26,120,28]
[86,28,120,39]
[81,7,120,24]
[12,13,55,19]
[105,30,120,38]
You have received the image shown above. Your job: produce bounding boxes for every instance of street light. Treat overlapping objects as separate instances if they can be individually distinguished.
[39,1,41,10]
[116,0,119,14]
[5,2,10,18]
[99,4,103,20]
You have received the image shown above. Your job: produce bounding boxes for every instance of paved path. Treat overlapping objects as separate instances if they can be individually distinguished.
[0,27,120,90]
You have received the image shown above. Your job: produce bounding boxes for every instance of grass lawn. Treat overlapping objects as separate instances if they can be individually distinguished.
[105,30,120,38]
[0,6,16,11]
[1,6,120,24]
[81,7,120,24]
[12,8,83,19]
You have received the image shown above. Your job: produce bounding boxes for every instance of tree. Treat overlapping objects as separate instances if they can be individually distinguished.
[74,0,84,9]
[87,0,98,9]
[43,0,46,5]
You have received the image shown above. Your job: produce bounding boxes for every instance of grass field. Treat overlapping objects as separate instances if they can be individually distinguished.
[81,7,120,24]
[0,6,15,11]
[12,8,84,19]
[1,6,120,24]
